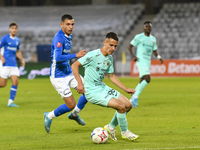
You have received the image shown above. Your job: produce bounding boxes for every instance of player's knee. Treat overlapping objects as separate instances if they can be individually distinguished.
[142,75,151,83]
[13,82,18,86]
[0,80,7,87]
[145,77,150,83]
[126,102,132,111]
[68,103,76,110]
[117,105,126,113]
[0,83,7,87]
[146,79,150,83]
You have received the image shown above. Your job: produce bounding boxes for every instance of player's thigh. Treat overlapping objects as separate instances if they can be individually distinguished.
[117,94,132,111]
[10,75,19,86]
[69,73,84,89]
[50,76,72,98]
[0,77,7,87]
[107,97,125,112]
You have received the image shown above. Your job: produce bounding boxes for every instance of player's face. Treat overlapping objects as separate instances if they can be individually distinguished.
[144,23,152,35]
[104,38,118,55]
[9,25,18,37]
[60,19,74,36]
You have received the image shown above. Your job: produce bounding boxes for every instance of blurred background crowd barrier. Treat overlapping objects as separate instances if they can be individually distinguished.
[0,0,199,77]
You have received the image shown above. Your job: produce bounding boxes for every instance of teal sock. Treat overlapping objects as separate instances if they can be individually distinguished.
[132,80,148,99]
[117,112,127,132]
[110,111,118,128]
[135,83,140,91]
[131,83,140,99]
[110,111,128,128]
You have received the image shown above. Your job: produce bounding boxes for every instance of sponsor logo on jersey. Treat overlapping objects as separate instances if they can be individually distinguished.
[57,42,62,48]
[101,69,107,71]
[7,46,16,51]
[63,49,71,53]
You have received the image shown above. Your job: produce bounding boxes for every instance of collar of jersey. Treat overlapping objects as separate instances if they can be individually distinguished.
[60,29,72,39]
[9,35,16,39]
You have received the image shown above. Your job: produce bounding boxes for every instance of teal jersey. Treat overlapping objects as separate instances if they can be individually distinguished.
[130,33,157,66]
[78,49,114,91]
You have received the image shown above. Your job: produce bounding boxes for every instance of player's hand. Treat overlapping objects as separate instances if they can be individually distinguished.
[77,83,85,94]
[159,58,164,64]
[0,56,5,64]
[21,60,25,67]
[125,88,135,95]
[76,50,87,58]
[133,56,139,62]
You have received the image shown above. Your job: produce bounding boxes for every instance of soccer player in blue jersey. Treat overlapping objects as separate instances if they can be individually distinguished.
[128,21,164,107]
[0,22,25,107]
[43,14,88,133]
[72,32,139,141]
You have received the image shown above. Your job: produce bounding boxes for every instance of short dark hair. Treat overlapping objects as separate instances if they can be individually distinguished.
[144,21,152,25]
[9,22,18,28]
[61,14,73,22]
[105,32,118,41]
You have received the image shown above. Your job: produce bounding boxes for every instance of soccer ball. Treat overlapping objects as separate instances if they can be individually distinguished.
[91,127,109,144]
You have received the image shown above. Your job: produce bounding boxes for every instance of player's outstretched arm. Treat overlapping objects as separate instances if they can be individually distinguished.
[108,73,135,95]
[76,50,87,58]
[71,61,85,94]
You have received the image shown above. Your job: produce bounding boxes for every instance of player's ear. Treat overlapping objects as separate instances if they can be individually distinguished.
[60,22,63,28]
[103,39,106,46]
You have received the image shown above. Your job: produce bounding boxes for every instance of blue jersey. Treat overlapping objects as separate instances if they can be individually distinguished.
[0,34,20,67]
[50,29,76,78]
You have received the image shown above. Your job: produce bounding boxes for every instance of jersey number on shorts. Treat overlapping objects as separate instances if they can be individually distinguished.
[108,89,117,97]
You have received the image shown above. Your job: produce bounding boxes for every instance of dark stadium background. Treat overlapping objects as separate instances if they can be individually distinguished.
[0,0,199,78]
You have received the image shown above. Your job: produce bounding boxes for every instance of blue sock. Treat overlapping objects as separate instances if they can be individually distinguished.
[77,94,88,110]
[10,85,18,101]
[54,104,71,117]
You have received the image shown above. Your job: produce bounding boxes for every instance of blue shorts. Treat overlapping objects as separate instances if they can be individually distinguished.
[137,65,150,78]
[85,85,120,107]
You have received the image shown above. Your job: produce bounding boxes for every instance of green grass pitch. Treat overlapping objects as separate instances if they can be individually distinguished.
[0,77,200,150]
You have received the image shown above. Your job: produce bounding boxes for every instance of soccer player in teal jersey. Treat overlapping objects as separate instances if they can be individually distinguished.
[72,32,139,141]
[0,22,25,107]
[128,21,164,107]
